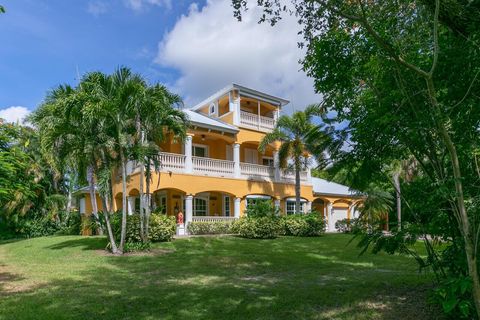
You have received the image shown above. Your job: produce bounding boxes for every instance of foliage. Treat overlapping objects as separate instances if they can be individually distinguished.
[335,218,352,233]
[281,212,326,237]
[110,213,175,243]
[187,221,234,235]
[431,276,474,319]
[232,216,282,239]
[232,0,480,316]
[148,214,176,242]
[244,199,278,218]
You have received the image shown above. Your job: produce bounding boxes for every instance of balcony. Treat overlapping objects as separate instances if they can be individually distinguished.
[239,110,275,132]
[157,152,309,183]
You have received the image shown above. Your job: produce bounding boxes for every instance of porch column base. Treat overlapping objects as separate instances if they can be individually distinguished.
[176,223,186,236]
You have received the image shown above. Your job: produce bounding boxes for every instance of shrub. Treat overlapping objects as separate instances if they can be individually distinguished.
[431,276,474,319]
[187,220,233,235]
[110,212,176,243]
[282,212,326,237]
[232,216,282,239]
[244,199,279,218]
[149,214,176,241]
[16,217,60,238]
[335,218,352,233]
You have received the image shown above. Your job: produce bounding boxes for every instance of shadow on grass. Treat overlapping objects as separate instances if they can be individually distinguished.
[0,235,441,320]
[46,237,107,251]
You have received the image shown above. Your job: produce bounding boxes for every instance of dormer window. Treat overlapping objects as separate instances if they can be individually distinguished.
[209,102,216,116]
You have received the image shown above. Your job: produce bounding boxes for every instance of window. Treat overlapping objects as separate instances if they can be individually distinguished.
[262,157,274,167]
[245,148,258,164]
[192,144,208,157]
[156,194,167,214]
[194,197,208,216]
[286,200,305,215]
[224,196,230,216]
[209,102,216,116]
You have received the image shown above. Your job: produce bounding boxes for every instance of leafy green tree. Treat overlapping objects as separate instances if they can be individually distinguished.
[233,0,480,316]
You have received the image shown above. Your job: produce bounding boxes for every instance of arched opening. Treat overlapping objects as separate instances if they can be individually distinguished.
[313,198,327,218]
[194,191,236,217]
[114,192,123,212]
[152,188,187,217]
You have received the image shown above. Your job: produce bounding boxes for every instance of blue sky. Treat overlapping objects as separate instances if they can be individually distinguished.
[0,0,320,122]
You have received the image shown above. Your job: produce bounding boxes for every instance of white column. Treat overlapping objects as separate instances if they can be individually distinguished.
[185,195,193,228]
[350,204,356,219]
[273,150,280,181]
[274,199,281,215]
[233,143,241,178]
[234,197,241,219]
[127,196,136,215]
[327,203,334,232]
[184,135,193,173]
[306,201,312,213]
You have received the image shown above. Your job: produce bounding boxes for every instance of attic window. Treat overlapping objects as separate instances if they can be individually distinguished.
[209,103,216,116]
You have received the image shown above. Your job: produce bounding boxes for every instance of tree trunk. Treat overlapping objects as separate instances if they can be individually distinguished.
[295,158,301,214]
[101,195,119,254]
[139,161,145,242]
[393,172,401,231]
[119,153,128,254]
[87,165,102,235]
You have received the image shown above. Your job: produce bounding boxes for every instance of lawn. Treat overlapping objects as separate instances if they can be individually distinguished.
[0,234,437,320]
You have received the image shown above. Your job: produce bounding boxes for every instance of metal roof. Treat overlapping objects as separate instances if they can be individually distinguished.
[312,177,358,197]
[184,110,238,133]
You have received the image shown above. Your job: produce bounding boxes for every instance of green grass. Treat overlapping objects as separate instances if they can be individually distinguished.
[0,234,437,319]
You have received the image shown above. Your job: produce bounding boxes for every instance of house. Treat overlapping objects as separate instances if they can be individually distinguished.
[74,84,361,232]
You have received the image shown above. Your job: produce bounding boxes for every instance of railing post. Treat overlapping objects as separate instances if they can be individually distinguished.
[233,143,241,178]
[185,195,193,233]
[234,197,241,219]
[185,134,193,174]
[273,150,280,182]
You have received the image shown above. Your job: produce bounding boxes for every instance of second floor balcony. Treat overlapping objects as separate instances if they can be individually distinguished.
[239,110,275,132]
[127,151,310,185]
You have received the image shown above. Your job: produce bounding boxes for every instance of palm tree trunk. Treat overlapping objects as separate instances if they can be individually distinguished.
[295,159,301,214]
[101,195,119,254]
[139,162,145,242]
[119,153,128,254]
[87,165,103,235]
[393,172,401,231]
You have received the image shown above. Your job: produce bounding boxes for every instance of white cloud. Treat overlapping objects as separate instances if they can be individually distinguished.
[125,0,172,11]
[156,0,321,113]
[87,1,108,16]
[0,106,30,124]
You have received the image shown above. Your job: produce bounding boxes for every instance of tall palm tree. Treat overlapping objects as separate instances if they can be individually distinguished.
[259,105,333,214]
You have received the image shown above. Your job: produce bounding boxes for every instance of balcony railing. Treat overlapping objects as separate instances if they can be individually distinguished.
[192,216,237,223]
[193,157,235,177]
[240,162,274,179]
[127,152,310,184]
[240,111,275,132]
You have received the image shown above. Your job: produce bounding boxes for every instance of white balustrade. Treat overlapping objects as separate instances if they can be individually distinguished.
[240,111,275,131]
[192,157,235,177]
[280,170,309,183]
[192,216,237,223]
[240,162,274,179]
[158,152,186,172]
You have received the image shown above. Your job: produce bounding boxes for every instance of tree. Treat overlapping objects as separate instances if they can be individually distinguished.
[259,105,334,214]
[233,0,480,316]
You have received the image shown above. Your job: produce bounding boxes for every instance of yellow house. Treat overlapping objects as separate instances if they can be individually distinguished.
[75,84,361,232]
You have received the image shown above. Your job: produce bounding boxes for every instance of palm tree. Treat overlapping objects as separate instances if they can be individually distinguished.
[259,105,333,214]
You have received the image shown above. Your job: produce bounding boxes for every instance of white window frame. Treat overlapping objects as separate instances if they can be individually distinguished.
[192,143,209,158]
[262,156,274,167]
[285,198,307,215]
[209,102,217,116]
[223,195,231,216]
[194,196,209,216]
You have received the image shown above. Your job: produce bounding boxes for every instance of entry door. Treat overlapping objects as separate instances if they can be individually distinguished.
[245,148,258,164]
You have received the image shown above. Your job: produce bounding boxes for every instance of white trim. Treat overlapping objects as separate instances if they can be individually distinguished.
[223,195,231,217]
[246,195,272,199]
[193,196,209,216]
[285,197,307,202]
